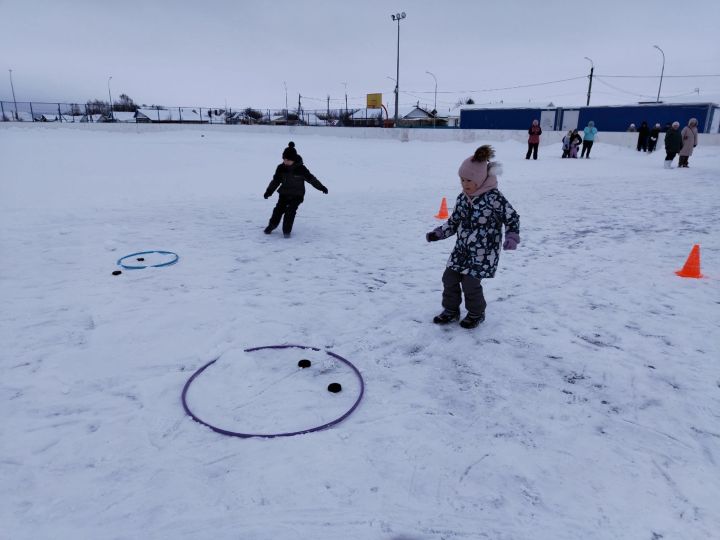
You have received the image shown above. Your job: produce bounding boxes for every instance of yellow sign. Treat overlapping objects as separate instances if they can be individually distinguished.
[366,93,382,108]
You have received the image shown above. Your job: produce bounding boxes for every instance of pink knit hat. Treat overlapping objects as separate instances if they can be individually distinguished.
[458,157,488,183]
[458,157,498,197]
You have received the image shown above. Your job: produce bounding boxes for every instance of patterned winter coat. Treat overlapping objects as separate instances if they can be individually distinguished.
[433,189,520,279]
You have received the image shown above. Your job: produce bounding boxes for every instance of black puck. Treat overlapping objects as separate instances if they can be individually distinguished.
[298,359,311,368]
[137,257,145,261]
[327,383,342,393]
[112,270,122,276]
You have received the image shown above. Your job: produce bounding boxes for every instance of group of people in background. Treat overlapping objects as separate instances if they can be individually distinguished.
[560,121,597,159]
[627,118,698,169]
[630,119,700,167]
[525,120,598,160]
[634,121,662,153]
[663,118,699,168]
[525,117,698,167]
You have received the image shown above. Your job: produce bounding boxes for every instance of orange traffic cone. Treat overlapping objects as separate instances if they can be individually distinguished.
[675,244,703,278]
[434,197,449,220]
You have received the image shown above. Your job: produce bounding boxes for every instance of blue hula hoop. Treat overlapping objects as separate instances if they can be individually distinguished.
[117,250,179,270]
[181,344,365,439]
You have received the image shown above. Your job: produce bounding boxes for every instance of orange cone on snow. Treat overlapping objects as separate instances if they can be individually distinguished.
[675,244,703,278]
[434,197,449,220]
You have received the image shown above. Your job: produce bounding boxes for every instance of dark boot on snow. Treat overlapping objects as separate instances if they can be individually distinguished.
[460,312,485,329]
[433,310,460,325]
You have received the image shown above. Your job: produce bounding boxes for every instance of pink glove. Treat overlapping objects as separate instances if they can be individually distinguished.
[503,232,520,250]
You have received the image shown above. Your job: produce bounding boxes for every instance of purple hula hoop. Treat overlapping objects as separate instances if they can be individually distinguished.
[181,344,365,438]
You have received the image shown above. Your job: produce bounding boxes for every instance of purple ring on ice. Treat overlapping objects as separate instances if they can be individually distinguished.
[181,344,365,439]
[117,250,179,269]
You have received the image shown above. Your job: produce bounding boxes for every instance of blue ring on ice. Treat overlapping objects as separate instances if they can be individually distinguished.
[117,250,179,269]
[181,344,365,439]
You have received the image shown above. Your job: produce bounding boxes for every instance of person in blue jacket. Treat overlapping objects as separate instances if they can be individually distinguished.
[581,121,598,158]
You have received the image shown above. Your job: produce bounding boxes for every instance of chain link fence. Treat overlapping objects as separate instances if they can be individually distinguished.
[0,100,393,127]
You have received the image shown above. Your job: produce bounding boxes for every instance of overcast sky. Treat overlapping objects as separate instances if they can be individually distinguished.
[2,0,719,112]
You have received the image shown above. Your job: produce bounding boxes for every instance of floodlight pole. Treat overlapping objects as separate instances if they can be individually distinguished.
[653,45,665,103]
[583,57,594,106]
[8,69,18,120]
[390,12,406,126]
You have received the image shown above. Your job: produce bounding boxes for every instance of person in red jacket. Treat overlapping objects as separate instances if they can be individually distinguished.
[525,119,542,160]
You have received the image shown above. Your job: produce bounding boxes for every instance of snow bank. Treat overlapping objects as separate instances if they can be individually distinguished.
[3,121,719,148]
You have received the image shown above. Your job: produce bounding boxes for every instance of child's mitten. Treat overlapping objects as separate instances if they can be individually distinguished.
[426,231,441,242]
[503,232,520,250]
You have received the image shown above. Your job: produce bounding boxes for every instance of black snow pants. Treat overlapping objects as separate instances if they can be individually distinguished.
[525,142,539,160]
[267,194,303,234]
[441,267,487,316]
[580,140,594,158]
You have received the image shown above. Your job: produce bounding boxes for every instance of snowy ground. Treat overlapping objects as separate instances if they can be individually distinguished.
[1,126,719,540]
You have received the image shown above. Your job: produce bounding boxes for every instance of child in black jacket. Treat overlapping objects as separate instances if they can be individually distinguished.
[263,142,328,238]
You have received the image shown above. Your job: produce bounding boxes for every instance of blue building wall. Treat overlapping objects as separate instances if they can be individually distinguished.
[460,108,548,130]
[577,104,713,132]
[461,103,718,132]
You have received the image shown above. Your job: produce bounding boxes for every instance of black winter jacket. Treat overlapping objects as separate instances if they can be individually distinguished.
[264,163,327,199]
[664,128,683,153]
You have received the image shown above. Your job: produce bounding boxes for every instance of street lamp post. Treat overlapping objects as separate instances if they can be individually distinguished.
[583,57,594,106]
[653,45,665,103]
[390,11,406,126]
[107,76,114,121]
[425,71,437,113]
[8,69,18,120]
[425,70,437,128]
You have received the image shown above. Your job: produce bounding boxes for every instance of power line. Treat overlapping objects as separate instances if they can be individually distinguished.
[595,73,720,79]
[593,77,704,100]
[594,77,658,98]
[402,75,587,94]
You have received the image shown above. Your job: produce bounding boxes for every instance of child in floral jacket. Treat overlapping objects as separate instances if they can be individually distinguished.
[426,145,520,328]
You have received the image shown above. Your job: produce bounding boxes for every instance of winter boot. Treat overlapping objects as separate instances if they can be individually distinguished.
[283,232,292,238]
[264,226,273,234]
[433,310,460,325]
[459,312,485,329]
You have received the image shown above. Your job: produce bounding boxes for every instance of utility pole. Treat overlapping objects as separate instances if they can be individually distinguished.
[584,57,594,106]
[8,69,18,120]
[342,82,348,118]
[107,76,114,121]
[390,11,406,126]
